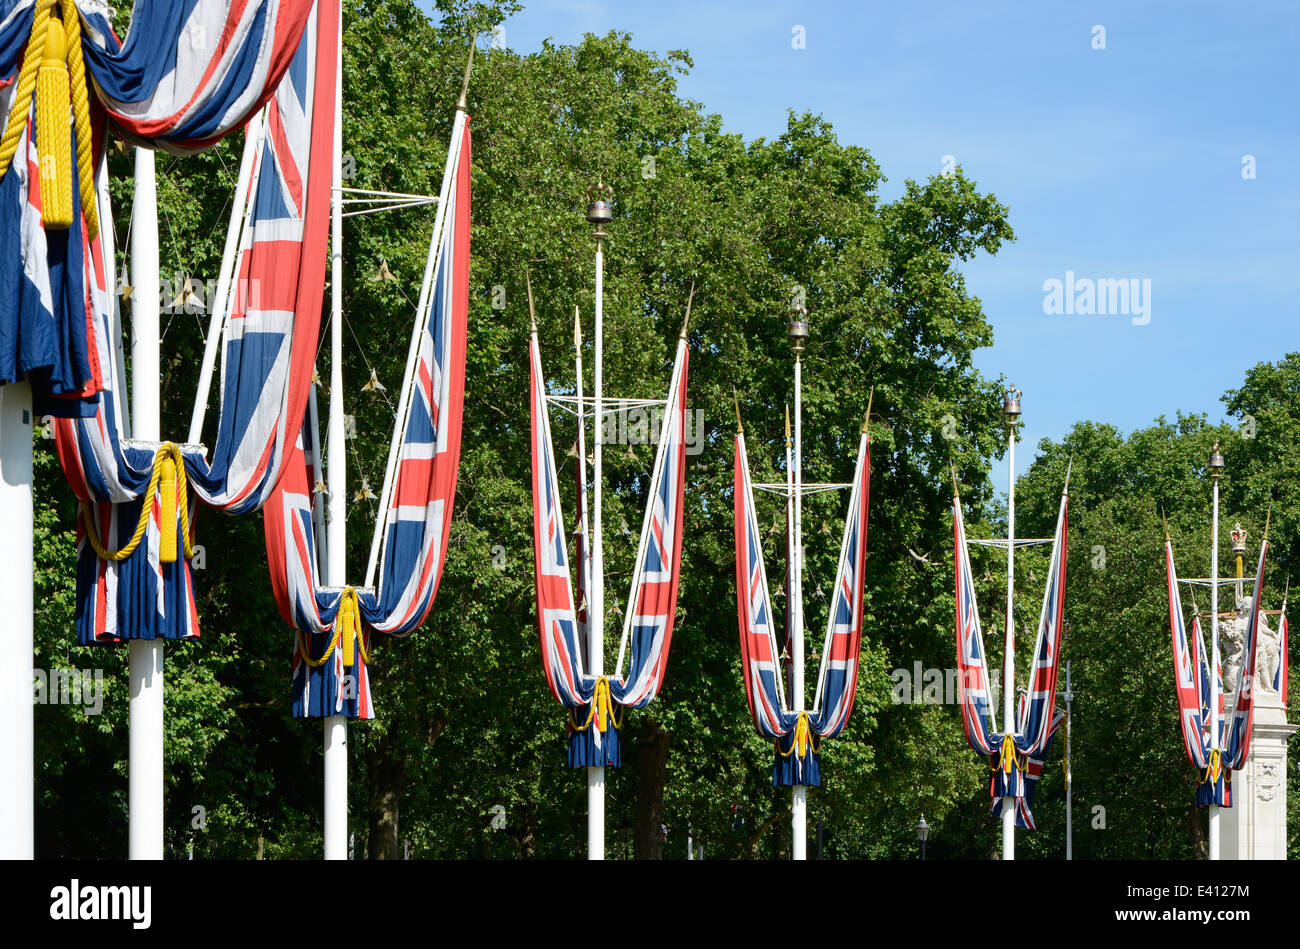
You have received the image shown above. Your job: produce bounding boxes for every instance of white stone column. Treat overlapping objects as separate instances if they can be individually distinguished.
[1222,691,1295,859]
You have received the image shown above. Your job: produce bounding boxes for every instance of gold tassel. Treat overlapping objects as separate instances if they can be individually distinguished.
[36,11,72,229]
[159,452,178,563]
[340,595,356,667]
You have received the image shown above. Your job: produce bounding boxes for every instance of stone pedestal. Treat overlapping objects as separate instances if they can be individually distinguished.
[1223,693,1296,859]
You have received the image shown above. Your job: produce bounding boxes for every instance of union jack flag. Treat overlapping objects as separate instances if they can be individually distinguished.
[1167,540,1211,769]
[54,0,337,644]
[952,479,1068,800]
[734,419,871,787]
[1225,536,1269,770]
[993,708,1065,830]
[530,323,690,768]
[82,0,316,154]
[264,98,470,718]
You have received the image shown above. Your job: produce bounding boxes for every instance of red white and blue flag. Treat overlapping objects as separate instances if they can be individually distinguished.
[734,420,871,787]
[530,325,690,767]
[81,0,315,154]
[54,0,336,644]
[263,106,470,718]
[1224,536,1269,771]
[953,477,1068,809]
[992,707,1064,830]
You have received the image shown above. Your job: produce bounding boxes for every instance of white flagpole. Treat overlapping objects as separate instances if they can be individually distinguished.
[1001,387,1020,861]
[128,147,165,860]
[1208,441,1223,860]
[323,0,347,861]
[0,379,33,859]
[587,185,608,861]
[790,313,806,861]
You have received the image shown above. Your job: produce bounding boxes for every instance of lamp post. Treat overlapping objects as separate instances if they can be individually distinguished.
[787,300,809,861]
[915,814,929,861]
[1207,441,1224,861]
[585,180,612,861]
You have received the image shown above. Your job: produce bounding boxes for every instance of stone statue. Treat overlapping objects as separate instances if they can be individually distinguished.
[1218,595,1279,698]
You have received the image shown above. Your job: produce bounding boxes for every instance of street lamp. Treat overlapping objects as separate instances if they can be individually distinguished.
[915,814,930,860]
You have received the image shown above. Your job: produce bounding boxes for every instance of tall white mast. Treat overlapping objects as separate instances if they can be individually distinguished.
[1000,386,1021,861]
[128,147,165,860]
[585,181,612,860]
[788,302,808,860]
[323,0,347,861]
[1207,440,1224,860]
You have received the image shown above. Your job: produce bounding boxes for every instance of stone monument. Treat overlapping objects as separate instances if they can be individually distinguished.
[1220,527,1295,859]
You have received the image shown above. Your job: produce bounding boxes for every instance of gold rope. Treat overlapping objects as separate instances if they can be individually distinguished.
[0,0,54,173]
[295,587,371,668]
[81,443,194,563]
[0,0,98,236]
[61,0,98,238]
[569,677,623,733]
[776,711,820,758]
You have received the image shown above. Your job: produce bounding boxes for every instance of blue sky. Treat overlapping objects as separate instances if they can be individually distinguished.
[431,1,1298,491]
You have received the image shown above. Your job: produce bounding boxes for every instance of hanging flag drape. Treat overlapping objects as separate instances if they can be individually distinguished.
[952,480,1068,809]
[0,0,116,416]
[530,326,690,768]
[53,0,337,644]
[1165,533,1269,806]
[1224,535,1269,770]
[79,0,314,155]
[992,707,1064,831]
[1166,540,1213,771]
[1,0,316,414]
[733,421,871,787]
[263,108,470,719]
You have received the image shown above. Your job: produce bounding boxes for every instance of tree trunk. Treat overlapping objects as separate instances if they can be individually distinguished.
[367,733,406,860]
[633,717,670,860]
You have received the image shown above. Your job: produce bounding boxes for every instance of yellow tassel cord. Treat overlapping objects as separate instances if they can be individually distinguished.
[295,587,371,669]
[0,0,98,237]
[569,676,623,733]
[36,9,71,228]
[1197,747,1223,787]
[777,711,820,759]
[990,732,1026,775]
[81,443,194,564]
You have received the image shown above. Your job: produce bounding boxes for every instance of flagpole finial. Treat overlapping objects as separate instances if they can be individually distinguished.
[787,300,809,355]
[784,405,792,444]
[525,271,538,333]
[679,281,695,340]
[732,387,743,433]
[586,180,613,241]
[1003,386,1022,426]
[862,387,874,434]
[1263,507,1272,542]
[456,41,475,113]
[1208,440,1225,478]
[573,305,582,348]
[950,461,960,500]
[1062,455,1073,496]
